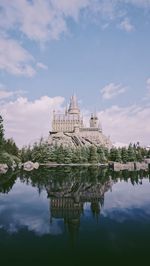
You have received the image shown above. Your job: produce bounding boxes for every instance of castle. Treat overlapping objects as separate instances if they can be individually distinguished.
[52,94,101,133]
[48,94,112,148]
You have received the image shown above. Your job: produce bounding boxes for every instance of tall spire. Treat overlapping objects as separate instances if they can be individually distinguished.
[68,94,80,114]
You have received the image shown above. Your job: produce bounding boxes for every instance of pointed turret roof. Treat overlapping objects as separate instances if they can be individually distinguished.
[68,94,80,114]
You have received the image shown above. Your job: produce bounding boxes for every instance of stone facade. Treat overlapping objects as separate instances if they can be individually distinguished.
[52,95,83,133]
[48,94,112,149]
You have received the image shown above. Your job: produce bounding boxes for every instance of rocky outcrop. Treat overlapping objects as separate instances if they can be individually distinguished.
[0,164,8,174]
[145,158,150,164]
[48,131,112,149]
[110,162,149,171]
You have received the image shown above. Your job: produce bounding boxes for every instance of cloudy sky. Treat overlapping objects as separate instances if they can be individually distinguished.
[0,0,150,147]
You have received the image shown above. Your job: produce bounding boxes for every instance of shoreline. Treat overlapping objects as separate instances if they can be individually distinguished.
[39,161,150,171]
[1,161,150,174]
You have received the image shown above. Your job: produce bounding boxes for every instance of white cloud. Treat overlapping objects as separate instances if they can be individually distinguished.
[113,142,128,148]
[0,180,63,236]
[0,0,147,44]
[0,37,36,77]
[98,104,150,146]
[0,90,23,100]
[17,0,68,41]
[102,179,150,222]
[52,0,89,19]
[0,84,25,101]
[88,0,122,21]
[101,83,126,99]
[143,77,150,100]
[0,0,88,42]
[36,62,48,70]
[0,0,149,82]
[0,84,25,100]
[0,95,65,147]
[0,90,15,100]
[119,18,134,32]
[0,0,71,42]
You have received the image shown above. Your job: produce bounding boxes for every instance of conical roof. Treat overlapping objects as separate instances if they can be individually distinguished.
[68,94,80,114]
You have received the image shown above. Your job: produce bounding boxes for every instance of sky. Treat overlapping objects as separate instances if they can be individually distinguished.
[0,0,150,147]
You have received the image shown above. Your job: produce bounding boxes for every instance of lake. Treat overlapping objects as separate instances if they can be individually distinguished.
[0,166,150,265]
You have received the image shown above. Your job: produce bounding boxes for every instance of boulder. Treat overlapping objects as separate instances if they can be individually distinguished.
[0,164,8,174]
[23,161,40,171]
[34,162,39,169]
[23,161,34,171]
[145,158,150,164]
[112,162,135,171]
[135,162,148,170]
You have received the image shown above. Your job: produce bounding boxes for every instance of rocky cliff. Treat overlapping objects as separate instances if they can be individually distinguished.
[48,130,112,149]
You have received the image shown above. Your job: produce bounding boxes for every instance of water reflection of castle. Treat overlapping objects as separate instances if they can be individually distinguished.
[46,179,113,241]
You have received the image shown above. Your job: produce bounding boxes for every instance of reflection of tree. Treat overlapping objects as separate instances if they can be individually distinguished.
[0,170,18,193]
[110,169,149,184]
[91,199,102,220]
[0,165,149,244]
[1,166,149,195]
[26,166,148,244]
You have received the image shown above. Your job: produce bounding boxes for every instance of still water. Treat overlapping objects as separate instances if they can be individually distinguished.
[0,166,150,265]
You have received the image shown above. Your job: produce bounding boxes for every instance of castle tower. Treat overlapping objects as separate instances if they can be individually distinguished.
[90,113,99,128]
[51,94,83,133]
[68,94,80,114]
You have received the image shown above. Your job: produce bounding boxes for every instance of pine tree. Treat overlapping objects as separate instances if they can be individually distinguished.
[97,146,106,163]
[3,138,19,156]
[20,146,32,162]
[80,147,89,163]
[104,147,109,161]
[56,145,65,163]
[109,148,117,161]
[89,145,98,164]
[49,146,58,162]
[31,142,51,163]
[63,147,73,163]
[115,148,122,162]
[128,144,136,162]
[136,150,143,162]
[121,147,129,163]
[72,148,82,163]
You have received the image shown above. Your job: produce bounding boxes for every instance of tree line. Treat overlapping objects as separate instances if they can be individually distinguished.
[20,139,150,164]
